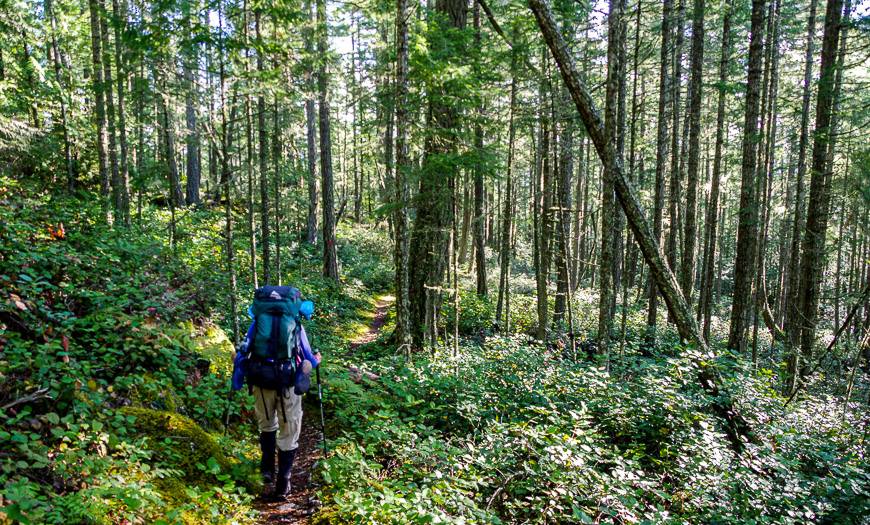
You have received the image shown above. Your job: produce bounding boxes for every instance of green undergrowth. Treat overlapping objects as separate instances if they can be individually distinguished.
[316,275,868,524]
[317,334,870,524]
[0,178,388,524]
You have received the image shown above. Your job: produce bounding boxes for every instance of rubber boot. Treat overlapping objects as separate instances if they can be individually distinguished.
[272,448,296,501]
[259,431,277,487]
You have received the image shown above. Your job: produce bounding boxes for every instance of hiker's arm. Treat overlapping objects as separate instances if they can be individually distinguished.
[299,325,321,367]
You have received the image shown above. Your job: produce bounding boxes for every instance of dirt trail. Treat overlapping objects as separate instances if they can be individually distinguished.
[255,296,392,523]
[350,295,393,349]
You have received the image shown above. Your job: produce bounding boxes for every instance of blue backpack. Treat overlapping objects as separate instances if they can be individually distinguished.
[232,286,316,393]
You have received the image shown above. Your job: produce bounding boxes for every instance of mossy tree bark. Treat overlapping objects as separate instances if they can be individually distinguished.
[408,0,467,349]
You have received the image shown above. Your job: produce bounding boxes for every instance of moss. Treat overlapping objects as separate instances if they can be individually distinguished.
[128,373,182,412]
[310,508,346,525]
[188,322,235,378]
[120,407,232,485]
[153,476,189,505]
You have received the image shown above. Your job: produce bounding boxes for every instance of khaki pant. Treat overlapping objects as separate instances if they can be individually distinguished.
[253,386,302,451]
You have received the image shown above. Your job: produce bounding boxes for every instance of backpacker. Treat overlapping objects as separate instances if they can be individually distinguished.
[246,285,303,392]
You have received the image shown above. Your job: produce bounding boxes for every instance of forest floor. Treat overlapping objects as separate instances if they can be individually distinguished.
[254,294,394,524]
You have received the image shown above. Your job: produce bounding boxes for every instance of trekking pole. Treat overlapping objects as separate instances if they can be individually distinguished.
[316,365,327,455]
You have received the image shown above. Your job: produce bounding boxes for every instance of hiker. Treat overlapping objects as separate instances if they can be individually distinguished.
[232,286,320,501]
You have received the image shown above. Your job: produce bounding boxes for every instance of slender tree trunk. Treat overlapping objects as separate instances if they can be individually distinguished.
[599,0,623,356]
[88,0,110,219]
[666,0,685,303]
[727,0,766,352]
[112,0,131,224]
[351,14,362,223]
[159,72,180,249]
[784,0,818,389]
[255,11,272,285]
[496,42,518,332]
[393,0,412,347]
[681,0,704,305]
[247,100,258,289]
[184,23,201,207]
[473,0,488,296]
[554,88,574,326]
[458,176,471,265]
[317,0,339,281]
[796,0,847,378]
[775,160,795,325]
[45,0,75,192]
[610,0,627,326]
[217,0,239,344]
[272,96,281,283]
[304,0,318,244]
[99,0,123,219]
[699,0,732,341]
[626,56,643,293]
[646,0,673,341]
[535,53,553,342]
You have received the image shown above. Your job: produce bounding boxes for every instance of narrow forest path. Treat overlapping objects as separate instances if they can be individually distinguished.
[350,295,393,349]
[255,295,393,524]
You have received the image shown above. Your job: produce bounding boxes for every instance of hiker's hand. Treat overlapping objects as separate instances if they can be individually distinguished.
[314,352,322,365]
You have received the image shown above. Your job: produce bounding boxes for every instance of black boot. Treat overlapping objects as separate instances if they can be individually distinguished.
[272,448,296,501]
[259,431,277,486]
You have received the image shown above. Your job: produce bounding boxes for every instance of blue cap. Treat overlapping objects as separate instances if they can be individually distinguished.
[300,300,314,320]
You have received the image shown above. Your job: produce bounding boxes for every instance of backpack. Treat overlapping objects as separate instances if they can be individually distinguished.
[251,285,303,361]
[245,286,303,392]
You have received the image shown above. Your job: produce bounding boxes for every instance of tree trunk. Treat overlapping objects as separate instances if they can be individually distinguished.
[783,0,818,389]
[217,0,239,345]
[554,90,574,325]
[534,54,553,342]
[351,15,362,223]
[305,0,319,244]
[496,41,518,332]
[99,0,123,219]
[666,0,685,305]
[726,0,766,353]
[646,0,673,341]
[393,0,412,348]
[112,0,131,224]
[159,73,180,249]
[681,0,704,305]
[407,0,467,348]
[45,0,76,192]
[599,0,623,355]
[184,20,201,207]
[256,11,271,285]
[272,96,282,283]
[473,0,488,296]
[698,0,732,341]
[88,0,110,219]
[317,0,339,281]
[796,0,846,378]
